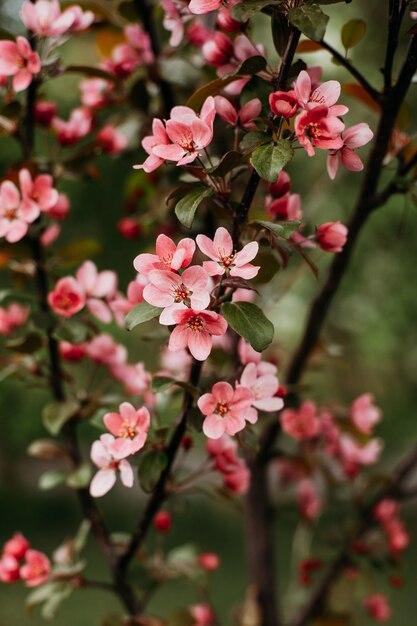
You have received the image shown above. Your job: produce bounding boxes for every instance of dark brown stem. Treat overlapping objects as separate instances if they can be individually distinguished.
[133,0,175,115]
[23,27,140,618]
[320,40,381,104]
[289,444,417,626]
[117,360,202,578]
[384,0,406,89]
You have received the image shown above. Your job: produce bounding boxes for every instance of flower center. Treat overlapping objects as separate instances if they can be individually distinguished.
[57,293,80,310]
[118,420,137,439]
[173,283,191,303]
[161,253,173,267]
[4,207,17,221]
[215,402,229,417]
[220,251,235,269]
[187,315,204,332]
[306,123,321,139]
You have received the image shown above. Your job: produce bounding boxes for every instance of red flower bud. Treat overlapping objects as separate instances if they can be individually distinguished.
[153,511,172,533]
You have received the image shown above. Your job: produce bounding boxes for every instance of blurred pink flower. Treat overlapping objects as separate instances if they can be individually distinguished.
[0,180,39,243]
[315,221,348,253]
[0,303,29,336]
[350,393,381,435]
[363,594,391,623]
[0,37,41,92]
[20,550,50,587]
[48,277,86,318]
[281,401,320,440]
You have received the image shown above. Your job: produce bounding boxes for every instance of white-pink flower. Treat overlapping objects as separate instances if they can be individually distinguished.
[19,168,59,214]
[153,97,216,166]
[239,362,283,415]
[340,434,383,477]
[0,181,40,243]
[20,0,75,37]
[294,70,346,113]
[97,125,128,155]
[0,303,29,336]
[188,0,222,15]
[197,227,259,279]
[86,333,127,366]
[134,234,195,274]
[103,402,150,459]
[167,308,227,361]
[143,266,211,324]
[199,381,255,438]
[350,393,381,435]
[52,107,93,146]
[76,261,117,323]
[0,37,41,92]
[90,434,134,497]
[327,123,373,179]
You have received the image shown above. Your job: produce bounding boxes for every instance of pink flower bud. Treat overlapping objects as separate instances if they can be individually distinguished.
[3,533,30,560]
[315,221,348,253]
[269,90,299,119]
[0,555,20,583]
[198,552,220,571]
[35,101,57,127]
[363,594,391,623]
[153,510,172,533]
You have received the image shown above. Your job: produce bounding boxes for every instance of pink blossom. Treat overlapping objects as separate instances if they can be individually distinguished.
[315,221,348,253]
[327,123,374,179]
[47,277,85,318]
[186,20,213,46]
[134,119,170,173]
[363,594,391,623]
[19,168,59,214]
[3,533,30,560]
[35,101,57,127]
[41,223,60,247]
[152,97,216,166]
[374,499,398,523]
[103,402,150,459]
[198,381,255,438]
[216,1,242,32]
[20,550,50,587]
[63,5,94,32]
[188,0,222,14]
[190,603,214,626]
[111,362,152,399]
[20,0,74,36]
[0,37,41,92]
[386,518,410,554]
[297,479,322,521]
[215,96,261,130]
[0,555,20,583]
[237,338,261,365]
[295,106,344,157]
[162,0,192,47]
[90,433,134,497]
[350,393,381,435]
[97,125,128,155]
[0,180,39,243]
[76,261,117,323]
[167,308,227,361]
[198,552,220,571]
[339,434,382,477]
[269,90,299,119]
[79,78,114,109]
[124,24,154,63]
[52,107,93,146]
[267,192,302,221]
[134,234,195,274]
[206,435,249,493]
[86,334,127,367]
[143,266,210,324]
[202,31,233,66]
[160,345,193,379]
[197,227,259,279]
[239,362,283,415]
[0,303,29,336]
[281,401,320,440]
[59,341,87,362]
[48,193,70,219]
[102,25,152,78]
[294,70,345,112]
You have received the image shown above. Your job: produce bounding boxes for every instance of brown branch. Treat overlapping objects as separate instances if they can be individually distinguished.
[23,24,140,618]
[289,444,417,626]
[133,0,175,115]
[384,0,407,89]
[320,40,381,104]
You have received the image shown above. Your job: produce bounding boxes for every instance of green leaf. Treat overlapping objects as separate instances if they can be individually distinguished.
[42,400,80,436]
[174,186,214,229]
[41,584,73,620]
[251,219,300,239]
[125,302,162,331]
[38,470,67,491]
[138,450,168,494]
[221,302,274,352]
[27,439,67,460]
[204,151,243,177]
[240,131,270,154]
[55,238,102,268]
[271,10,292,57]
[250,140,294,183]
[288,5,329,41]
[117,0,136,21]
[53,319,91,344]
[66,463,92,489]
[73,520,91,554]
[186,76,244,111]
[6,332,43,354]
[26,582,62,613]
[341,19,366,50]
[152,376,200,398]
[225,55,267,77]
[231,0,277,21]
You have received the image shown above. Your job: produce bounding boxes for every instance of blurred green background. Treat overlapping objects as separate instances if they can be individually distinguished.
[0,0,417,624]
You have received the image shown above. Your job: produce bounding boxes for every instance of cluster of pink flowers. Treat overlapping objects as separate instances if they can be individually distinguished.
[206,435,249,494]
[134,97,216,172]
[0,533,50,588]
[0,169,60,243]
[133,230,260,360]
[90,402,151,497]
[363,594,392,623]
[20,0,93,37]
[265,171,302,222]
[374,499,410,556]
[101,24,153,79]
[60,333,153,400]
[0,303,29,336]
[270,70,373,177]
